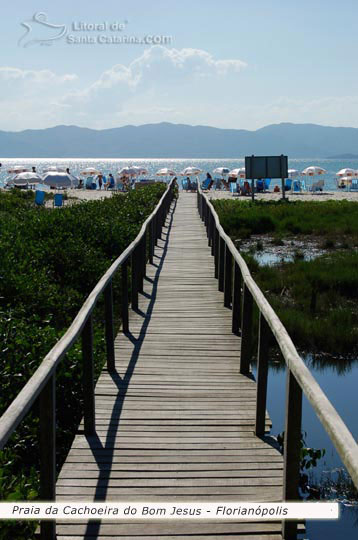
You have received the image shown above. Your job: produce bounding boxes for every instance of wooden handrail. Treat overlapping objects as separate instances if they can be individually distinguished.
[0,179,175,540]
[197,183,358,537]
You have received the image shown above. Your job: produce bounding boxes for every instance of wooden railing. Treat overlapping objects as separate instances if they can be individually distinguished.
[197,185,358,540]
[0,179,176,540]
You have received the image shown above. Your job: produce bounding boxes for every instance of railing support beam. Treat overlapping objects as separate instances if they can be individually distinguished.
[282,370,302,540]
[255,313,269,437]
[224,247,233,308]
[104,279,115,372]
[240,284,253,374]
[232,262,241,335]
[82,314,96,436]
[121,261,129,333]
[40,374,56,540]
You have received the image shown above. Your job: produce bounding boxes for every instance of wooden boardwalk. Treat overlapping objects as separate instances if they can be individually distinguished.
[56,193,284,539]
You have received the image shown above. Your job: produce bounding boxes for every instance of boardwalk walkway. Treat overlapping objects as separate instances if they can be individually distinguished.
[56,193,284,539]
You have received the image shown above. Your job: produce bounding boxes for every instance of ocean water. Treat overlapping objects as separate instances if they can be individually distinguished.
[1,157,358,190]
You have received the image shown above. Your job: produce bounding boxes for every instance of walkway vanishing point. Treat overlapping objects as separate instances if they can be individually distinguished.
[55,193,287,539]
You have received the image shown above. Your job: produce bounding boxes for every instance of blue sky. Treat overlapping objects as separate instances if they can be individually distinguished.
[1,0,358,131]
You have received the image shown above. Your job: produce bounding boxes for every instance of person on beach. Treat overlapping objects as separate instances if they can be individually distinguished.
[108,173,115,190]
[32,166,36,173]
[206,172,214,190]
[85,176,93,189]
[97,174,103,190]
[78,178,83,189]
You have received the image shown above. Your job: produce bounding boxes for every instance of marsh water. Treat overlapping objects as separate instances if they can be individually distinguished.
[245,236,358,538]
[251,356,358,538]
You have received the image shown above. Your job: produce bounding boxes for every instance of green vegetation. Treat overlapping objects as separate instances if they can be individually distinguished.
[212,199,358,355]
[213,199,358,243]
[0,185,166,539]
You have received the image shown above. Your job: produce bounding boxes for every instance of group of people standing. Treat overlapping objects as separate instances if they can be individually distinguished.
[82,173,116,190]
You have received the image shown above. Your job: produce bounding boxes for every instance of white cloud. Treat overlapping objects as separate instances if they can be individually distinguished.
[0,67,77,84]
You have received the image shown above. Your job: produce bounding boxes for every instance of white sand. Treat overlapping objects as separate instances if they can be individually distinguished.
[34,187,358,206]
[203,190,358,202]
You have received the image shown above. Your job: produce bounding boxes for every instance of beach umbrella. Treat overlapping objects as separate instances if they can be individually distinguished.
[228,168,239,178]
[43,172,72,188]
[80,167,101,176]
[301,166,326,176]
[156,168,176,176]
[287,169,299,178]
[336,168,355,177]
[180,167,203,176]
[7,165,29,174]
[131,166,148,175]
[117,166,140,177]
[228,168,246,179]
[213,167,230,176]
[43,166,66,173]
[8,171,43,185]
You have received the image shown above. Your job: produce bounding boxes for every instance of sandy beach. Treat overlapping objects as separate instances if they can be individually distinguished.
[59,188,358,204]
[204,190,358,202]
[3,186,357,205]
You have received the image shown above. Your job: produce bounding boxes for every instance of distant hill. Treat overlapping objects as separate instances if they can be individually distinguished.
[1,122,358,158]
[326,153,358,159]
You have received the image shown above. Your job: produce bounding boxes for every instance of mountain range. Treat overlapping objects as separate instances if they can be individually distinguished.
[1,122,358,158]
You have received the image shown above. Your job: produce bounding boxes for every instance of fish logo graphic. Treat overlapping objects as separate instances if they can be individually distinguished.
[18,12,67,47]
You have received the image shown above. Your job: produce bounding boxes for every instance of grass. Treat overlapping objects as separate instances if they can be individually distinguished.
[213,199,358,355]
[0,185,166,538]
[213,199,358,243]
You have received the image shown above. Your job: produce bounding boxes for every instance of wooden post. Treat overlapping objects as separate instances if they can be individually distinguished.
[154,214,159,246]
[224,247,233,308]
[240,284,253,374]
[121,261,129,333]
[82,314,96,436]
[208,211,212,246]
[142,231,147,278]
[251,179,255,202]
[255,313,269,436]
[131,249,138,310]
[214,229,219,279]
[40,374,56,540]
[138,236,145,294]
[149,219,154,264]
[218,237,225,292]
[211,216,215,256]
[282,177,286,200]
[282,369,302,540]
[232,262,242,335]
[104,280,115,372]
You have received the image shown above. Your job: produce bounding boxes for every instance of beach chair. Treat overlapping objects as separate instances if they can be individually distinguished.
[201,178,211,190]
[350,179,358,191]
[116,182,126,192]
[310,179,324,192]
[182,179,189,191]
[292,179,301,192]
[284,179,292,191]
[35,190,45,206]
[54,193,63,208]
[264,178,271,191]
[256,179,264,193]
[230,181,238,195]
